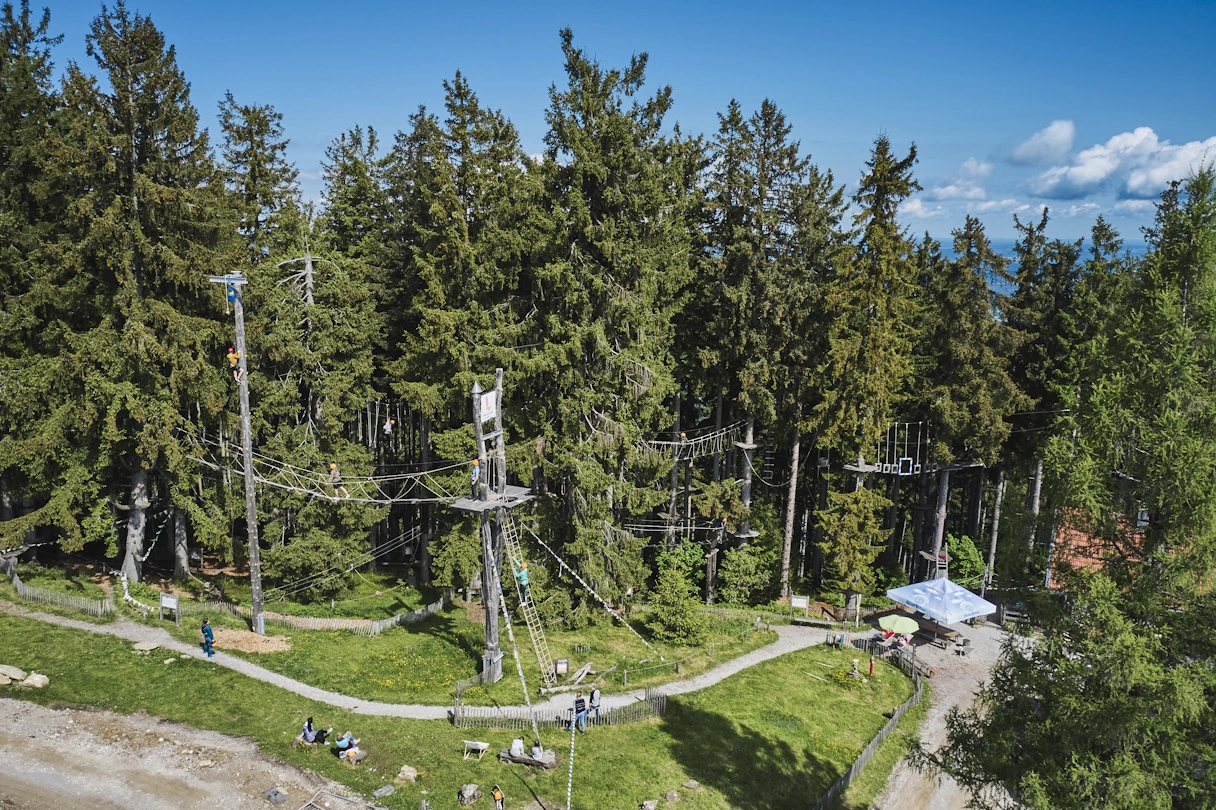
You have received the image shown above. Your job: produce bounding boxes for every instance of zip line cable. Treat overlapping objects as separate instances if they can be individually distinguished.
[520,520,664,661]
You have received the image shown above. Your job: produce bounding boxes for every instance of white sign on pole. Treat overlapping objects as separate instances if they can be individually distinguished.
[480,391,498,423]
[159,592,180,625]
[790,595,809,616]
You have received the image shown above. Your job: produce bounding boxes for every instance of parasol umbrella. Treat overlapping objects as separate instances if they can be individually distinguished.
[886,578,996,625]
[878,614,919,635]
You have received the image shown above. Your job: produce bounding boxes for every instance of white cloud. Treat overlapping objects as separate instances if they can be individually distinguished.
[1113,199,1155,214]
[972,198,1021,213]
[1030,127,1216,199]
[1012,120,1076,165]
[926,157,992,201]
[1059,203,1101,218]
[900,198,948,219]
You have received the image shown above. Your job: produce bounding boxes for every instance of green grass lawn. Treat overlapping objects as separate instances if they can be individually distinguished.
[0,611,916,810]
[177,602,778,706]
[11,561,108,600]
[206,570,444,620]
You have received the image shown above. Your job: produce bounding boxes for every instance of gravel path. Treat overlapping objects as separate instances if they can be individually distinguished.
[0,600,836,717]
[871,621,1006,810]
[0,698,361,810]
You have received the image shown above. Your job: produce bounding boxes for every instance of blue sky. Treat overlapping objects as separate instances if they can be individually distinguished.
[42,0,1216,240]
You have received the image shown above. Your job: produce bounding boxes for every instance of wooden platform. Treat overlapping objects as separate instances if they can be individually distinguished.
[450,485,534,514]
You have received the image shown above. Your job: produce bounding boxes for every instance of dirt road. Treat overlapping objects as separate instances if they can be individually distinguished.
[0,698,355,810]
[871,621,1006,810]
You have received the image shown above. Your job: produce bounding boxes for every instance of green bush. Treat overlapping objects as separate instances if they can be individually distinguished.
[646,567,708,645]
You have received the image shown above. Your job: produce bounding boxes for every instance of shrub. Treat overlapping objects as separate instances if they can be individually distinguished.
[646,567,708,645]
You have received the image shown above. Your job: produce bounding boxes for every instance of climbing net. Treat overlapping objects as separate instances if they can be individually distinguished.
[182,431,463,505]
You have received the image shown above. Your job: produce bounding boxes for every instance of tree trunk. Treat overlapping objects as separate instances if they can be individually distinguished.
[712,385,722,483]
[779,421,800,598]
[844,589,861,625]
[1,474,13,522]
[982,469,1005,597]
[420,413,433,583]
[667,393,681,550]
[885,474,902,553]
[968,468,985,541]
[173,506,189,581]
[121,466,150,583]
[738,415,755,537]
[911,472,929,581]
[1027,457,1044,557]
[930,468,951,578]
[811,450,828,579]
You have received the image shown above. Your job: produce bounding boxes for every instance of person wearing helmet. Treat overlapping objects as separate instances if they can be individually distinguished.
[328,463,349,499]
[513,559,530,599]
[470,459,481,497]
[491,785,505,809]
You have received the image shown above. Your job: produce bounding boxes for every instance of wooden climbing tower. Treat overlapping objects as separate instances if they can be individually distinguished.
[450,368,538,685]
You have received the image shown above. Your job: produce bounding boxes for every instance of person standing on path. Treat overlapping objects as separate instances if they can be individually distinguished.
[589,687,601,723]
[570,691,587,733]
[201,618,214,659]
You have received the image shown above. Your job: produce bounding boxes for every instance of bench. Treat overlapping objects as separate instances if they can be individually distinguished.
[791,616,833,628]
[463,740,490,761]
[954,638,973,656]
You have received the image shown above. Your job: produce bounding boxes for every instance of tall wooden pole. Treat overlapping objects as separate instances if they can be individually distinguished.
[982,470,1006,597]
[211,274,264,635]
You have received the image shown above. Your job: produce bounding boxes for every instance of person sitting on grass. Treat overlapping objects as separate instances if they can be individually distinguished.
[334,731,362,759]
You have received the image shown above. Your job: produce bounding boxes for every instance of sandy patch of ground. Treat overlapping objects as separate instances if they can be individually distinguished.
[0,698,360,810]
[213,627,291,653]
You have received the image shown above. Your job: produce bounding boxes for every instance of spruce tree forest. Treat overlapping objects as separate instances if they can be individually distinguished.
[0,4,1213,807]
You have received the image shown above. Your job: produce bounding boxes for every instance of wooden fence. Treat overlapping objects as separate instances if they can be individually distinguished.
[809,646,925,810]
[453,687,667,731]
[177,589,453,636]
[0,557,113,618]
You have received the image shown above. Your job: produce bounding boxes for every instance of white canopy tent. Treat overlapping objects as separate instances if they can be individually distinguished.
[886,577,996,625]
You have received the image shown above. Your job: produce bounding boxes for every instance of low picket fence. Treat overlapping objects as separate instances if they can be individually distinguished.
[177,589,454,636]
[809,647,925,810]
[0,557,113,618]
[453,687,667,731]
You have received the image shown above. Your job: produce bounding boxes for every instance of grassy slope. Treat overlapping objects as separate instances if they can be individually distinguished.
[165,603,778,707]
[0,611,916,810]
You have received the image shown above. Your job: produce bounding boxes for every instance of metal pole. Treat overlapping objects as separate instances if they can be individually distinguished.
[566,721,577,810]
[210,274,264,635]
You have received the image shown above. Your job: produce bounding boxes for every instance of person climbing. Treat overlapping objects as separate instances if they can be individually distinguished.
[470,459,481,498]
[513,559,530,599]
[328,463,349,499]
[570,691,588,734]
[201,617,214,659]
[382,417,394,436]
[589,686,601,723]
[226,348,244,382]
[491,785,505,810]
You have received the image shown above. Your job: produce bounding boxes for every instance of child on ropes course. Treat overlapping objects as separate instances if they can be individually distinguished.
[329,463,349,499]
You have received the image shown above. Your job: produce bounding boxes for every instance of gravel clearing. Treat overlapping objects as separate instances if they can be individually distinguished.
[0,698,355,810]
[871,621,1006,810]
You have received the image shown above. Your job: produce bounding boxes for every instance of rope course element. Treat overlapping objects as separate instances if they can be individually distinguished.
[263,526,421,601]
[0,539,59,559]
[488,545,542,746]
[642,420,747,461]
[181,431,463,505]
[520,520,664,661]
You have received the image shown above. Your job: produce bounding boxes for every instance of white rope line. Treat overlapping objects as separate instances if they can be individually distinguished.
[489,551,542,746]
[264,527,421,599]
[520,522,664,661]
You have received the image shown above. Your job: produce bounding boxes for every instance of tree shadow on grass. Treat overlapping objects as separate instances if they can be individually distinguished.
[662,701,843,810]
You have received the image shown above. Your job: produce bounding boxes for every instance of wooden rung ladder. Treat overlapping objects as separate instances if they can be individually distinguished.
[502,514,557,688]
